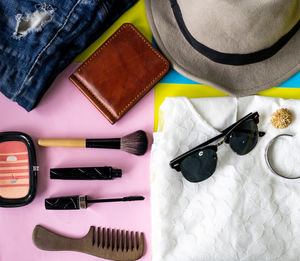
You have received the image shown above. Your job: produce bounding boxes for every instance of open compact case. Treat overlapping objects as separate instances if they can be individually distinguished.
[0,132,38,207]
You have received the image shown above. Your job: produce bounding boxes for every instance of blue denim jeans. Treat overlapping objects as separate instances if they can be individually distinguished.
[0,0,137,111]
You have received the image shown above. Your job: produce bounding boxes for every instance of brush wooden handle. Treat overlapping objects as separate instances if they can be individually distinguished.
[38,139,86,148]
[33,225,92,252]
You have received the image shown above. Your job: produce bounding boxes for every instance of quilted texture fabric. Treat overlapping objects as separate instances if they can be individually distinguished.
[151,96,300,261]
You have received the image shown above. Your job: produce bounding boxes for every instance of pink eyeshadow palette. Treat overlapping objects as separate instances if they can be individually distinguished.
[0,132,37,207]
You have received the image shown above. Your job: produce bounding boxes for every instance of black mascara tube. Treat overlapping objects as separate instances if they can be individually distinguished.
[50,166,122,180]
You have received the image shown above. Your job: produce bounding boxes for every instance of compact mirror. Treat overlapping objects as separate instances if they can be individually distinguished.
[0,132,37,207]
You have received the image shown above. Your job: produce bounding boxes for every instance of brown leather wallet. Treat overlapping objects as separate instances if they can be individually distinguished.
[69,23,170,124]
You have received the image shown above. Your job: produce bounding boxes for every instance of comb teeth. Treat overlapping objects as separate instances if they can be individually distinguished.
[93,227,143,252]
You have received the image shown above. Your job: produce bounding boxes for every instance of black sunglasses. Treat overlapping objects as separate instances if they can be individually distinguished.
[170,112,265,183]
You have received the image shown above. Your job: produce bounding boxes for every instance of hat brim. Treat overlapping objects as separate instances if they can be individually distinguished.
[145,0,300,96]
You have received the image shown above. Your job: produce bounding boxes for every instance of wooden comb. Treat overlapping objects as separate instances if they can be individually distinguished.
[33,225,144,261]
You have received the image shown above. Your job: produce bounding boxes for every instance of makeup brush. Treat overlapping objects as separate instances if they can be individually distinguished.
[38,130,148,156]
[45,195,145,210]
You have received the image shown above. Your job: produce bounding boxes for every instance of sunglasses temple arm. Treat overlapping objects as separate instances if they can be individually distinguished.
[227,129,266,136]
[220,112,253,135]
[170,132,225,168]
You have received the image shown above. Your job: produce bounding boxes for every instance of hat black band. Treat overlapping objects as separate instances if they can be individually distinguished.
[170,0,300,66]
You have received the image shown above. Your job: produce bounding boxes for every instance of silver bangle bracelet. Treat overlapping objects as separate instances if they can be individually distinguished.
[265,134,300,179]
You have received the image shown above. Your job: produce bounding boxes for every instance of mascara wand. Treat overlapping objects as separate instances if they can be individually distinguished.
[45,195,145,210]
[38,130,148,156]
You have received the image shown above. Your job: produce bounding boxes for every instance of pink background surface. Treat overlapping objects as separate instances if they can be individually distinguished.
[0,63,153,261]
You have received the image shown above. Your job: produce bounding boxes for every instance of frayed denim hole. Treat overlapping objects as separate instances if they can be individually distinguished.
[13,4,55,40]
[12,0,81,102]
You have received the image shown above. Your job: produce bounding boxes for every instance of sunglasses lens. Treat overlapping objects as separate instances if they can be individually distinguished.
[229,119,258,155]
[180,148,217,182]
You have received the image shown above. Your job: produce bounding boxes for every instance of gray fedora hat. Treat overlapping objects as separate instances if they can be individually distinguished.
[145,0,300,96]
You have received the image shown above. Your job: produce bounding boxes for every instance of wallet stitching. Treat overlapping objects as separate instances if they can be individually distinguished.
[75,23,169,117]
[118,68,167,115]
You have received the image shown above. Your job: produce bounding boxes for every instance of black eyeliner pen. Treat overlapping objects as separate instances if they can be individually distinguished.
[50,166,122,180]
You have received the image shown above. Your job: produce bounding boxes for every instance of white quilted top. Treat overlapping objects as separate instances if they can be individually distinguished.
[151,96,300,261]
